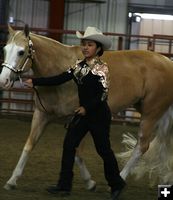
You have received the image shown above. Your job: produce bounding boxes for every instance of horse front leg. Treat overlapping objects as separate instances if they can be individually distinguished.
[120,119,153,180]
[4,109,49,190]
[75,138,96,191]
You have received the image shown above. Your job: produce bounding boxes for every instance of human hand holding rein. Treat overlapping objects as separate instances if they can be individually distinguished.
[75,106,86,116]
[24,79,33,88]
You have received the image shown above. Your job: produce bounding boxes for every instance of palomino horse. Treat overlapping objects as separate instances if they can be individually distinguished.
[1,25,173,190]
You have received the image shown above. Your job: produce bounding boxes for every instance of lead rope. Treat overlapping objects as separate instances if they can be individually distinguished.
[19,77,48,113]
[33,86,48,113]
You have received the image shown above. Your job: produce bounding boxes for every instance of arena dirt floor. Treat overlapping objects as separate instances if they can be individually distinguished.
[0,117,157,200]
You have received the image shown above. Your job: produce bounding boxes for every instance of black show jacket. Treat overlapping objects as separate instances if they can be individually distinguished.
[32,59,109,114]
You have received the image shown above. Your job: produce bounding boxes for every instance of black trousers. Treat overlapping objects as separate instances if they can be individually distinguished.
[57,104,122,191]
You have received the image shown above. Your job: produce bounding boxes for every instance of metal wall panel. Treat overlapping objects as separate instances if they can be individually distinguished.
[63,0,128,50]
[130,0,173,6]
[139,18,173,53]
[0,0,9,24]
[8,0,49,28]
[129,0,166,5]
[128,0,173,15]
[7,0,129,49]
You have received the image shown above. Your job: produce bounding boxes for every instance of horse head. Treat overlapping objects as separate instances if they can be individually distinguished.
[0,24,34,89]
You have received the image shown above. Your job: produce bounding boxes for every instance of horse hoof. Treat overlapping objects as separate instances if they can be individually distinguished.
[86,180,96,191]
[4,183,16,190]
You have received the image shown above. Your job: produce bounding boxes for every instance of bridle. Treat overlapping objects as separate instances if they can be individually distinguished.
[1,36,34,74]
[1,35,47,113]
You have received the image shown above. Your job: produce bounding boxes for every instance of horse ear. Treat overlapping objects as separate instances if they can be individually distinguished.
[24,24,30,37]
[8,24,15,35]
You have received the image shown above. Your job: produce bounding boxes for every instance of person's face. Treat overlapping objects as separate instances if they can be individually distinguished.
[80,39,98,60]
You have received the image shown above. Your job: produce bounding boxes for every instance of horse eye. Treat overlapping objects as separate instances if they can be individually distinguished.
[18,50,25,56]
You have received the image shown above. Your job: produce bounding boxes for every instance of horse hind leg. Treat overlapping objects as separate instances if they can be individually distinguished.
[120,119,153,180]
[4,109,49,190]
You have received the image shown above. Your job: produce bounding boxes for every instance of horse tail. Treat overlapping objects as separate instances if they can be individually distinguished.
[117,105,173,185]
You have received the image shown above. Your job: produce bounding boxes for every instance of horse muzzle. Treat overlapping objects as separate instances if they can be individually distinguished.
[0,65,16,89]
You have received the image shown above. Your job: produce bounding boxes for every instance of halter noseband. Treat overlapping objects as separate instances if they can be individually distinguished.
[2,36,34,74]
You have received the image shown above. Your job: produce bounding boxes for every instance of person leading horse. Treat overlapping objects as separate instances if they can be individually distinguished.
[25,26,126,200]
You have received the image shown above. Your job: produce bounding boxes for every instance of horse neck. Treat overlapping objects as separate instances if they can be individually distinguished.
[30,34,82,76]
